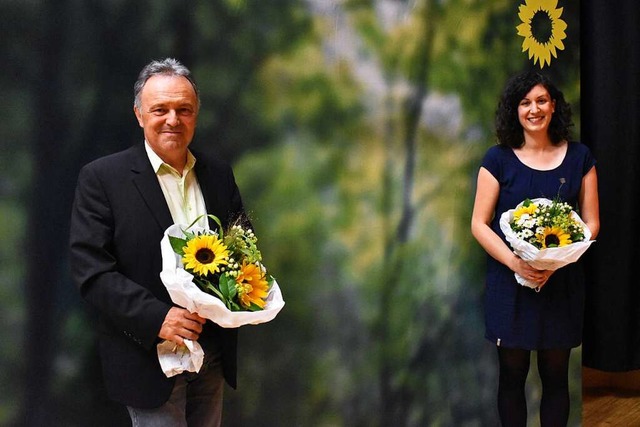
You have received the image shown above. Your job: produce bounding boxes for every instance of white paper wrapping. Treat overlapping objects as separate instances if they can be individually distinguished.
[157,222,285,376]
[157,339,204,377]
[499,198,595,289]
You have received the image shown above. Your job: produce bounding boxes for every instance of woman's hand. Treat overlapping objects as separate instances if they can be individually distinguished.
[509,256,554,289]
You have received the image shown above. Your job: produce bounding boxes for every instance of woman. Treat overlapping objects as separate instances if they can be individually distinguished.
[471,71,599,425]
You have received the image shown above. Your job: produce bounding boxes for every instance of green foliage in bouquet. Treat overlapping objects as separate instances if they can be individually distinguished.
[169,215,273,312]
[510,198,586,249]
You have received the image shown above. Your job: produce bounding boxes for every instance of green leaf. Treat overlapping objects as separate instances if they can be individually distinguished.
[185,213,224,237]
[219,274,238,300]
[248,302,264,312]
[169,236,188,255]
[207,214,224,237]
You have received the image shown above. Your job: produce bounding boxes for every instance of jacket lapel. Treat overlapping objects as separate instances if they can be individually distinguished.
[194,158,219,229]
[129,144,174,231]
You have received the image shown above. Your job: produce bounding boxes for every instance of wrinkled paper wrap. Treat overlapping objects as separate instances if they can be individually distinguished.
[499,198,594,290]
[157,339,204,378]
[157,223,285,377]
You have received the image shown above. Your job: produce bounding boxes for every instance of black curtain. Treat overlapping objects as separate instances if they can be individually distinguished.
[582,0,640,371]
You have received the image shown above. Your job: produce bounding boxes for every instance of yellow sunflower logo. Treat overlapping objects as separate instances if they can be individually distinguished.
[235,261,270,309]
[182,234,230,276]
[537,226,572,248]
[516,0,567,68]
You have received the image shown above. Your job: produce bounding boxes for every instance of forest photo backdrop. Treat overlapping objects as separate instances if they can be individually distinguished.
[1,0,582,425]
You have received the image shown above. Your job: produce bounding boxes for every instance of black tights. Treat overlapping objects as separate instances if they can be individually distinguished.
[497,347,571,427]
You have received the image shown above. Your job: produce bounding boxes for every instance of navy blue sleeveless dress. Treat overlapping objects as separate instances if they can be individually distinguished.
[481,141,596,350]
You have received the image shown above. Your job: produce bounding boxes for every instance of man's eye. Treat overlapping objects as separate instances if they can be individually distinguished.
[151,109,165,115]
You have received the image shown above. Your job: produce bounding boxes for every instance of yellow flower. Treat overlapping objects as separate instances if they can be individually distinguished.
[516,0,567,68]
[182,234,230,276]
[513,202,538,222]
[537,226,572,248]
[235,261,270,309]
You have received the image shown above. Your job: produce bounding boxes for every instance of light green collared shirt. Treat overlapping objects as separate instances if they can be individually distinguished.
[144,142,208,229]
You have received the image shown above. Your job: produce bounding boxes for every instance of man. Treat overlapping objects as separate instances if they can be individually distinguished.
[70,58,245,426]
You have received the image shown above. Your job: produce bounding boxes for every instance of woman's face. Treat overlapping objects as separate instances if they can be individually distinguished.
[517,84,556,136]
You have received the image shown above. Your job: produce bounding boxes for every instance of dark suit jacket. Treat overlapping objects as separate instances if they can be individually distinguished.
[70,143,244,408]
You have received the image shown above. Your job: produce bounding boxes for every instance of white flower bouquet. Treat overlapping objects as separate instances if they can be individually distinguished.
[157,214,285,377]
[499,197,594,289]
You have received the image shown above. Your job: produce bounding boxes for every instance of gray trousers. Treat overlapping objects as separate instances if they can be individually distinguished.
[127,353,224,427]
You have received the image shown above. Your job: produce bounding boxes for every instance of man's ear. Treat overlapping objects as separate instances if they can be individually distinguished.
[134,106,144,128]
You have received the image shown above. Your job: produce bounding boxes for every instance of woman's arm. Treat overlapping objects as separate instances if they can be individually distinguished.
[471,167,550,286]
[579,166,600,239]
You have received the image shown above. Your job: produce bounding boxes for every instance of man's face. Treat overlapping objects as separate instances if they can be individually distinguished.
[134,74,198,163]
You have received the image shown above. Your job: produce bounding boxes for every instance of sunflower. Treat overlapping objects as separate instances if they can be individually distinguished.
[537,226,572,248]
[516,0,567,68]
[182,234,230,276]
[235,261,270,309]
[513,202,538,222]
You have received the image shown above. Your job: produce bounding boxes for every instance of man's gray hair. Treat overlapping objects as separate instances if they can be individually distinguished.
[133,58,200,109]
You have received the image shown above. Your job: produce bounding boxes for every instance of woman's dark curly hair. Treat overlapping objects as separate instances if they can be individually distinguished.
[495,71,573,148]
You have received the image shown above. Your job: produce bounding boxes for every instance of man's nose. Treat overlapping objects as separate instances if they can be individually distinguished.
[166,110,180,126]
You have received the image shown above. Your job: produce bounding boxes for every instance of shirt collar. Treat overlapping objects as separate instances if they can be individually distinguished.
[144,141,196,175]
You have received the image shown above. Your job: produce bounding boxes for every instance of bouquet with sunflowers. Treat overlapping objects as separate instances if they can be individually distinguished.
[499,197,594,289]
[157,214,284,376]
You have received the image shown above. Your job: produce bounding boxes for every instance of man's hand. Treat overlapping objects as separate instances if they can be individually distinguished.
[158,307,206,346]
